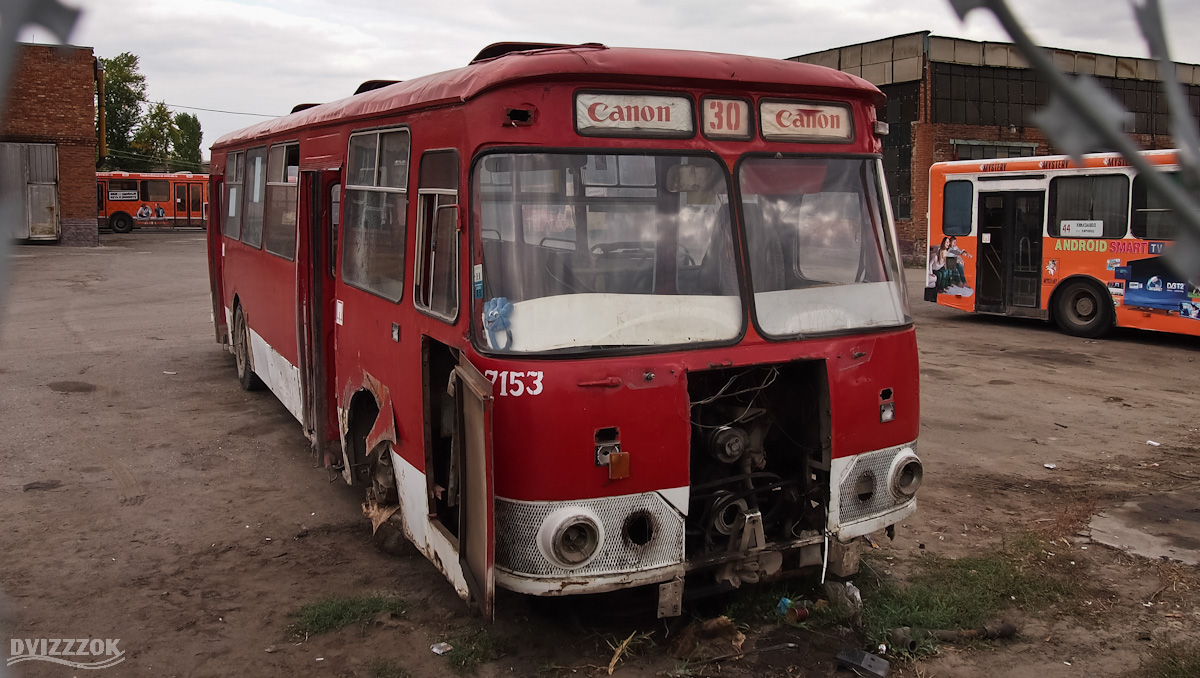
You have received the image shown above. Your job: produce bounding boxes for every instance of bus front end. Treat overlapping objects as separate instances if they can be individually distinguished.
[471,148,920,610]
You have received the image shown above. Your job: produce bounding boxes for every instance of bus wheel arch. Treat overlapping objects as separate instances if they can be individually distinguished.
[1050,276,1114,338]
[342,376,399,503]
[231,300,264,390]
[110,212,134,233]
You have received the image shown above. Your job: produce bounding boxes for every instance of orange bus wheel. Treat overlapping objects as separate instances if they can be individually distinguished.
[1053,280,1113,338]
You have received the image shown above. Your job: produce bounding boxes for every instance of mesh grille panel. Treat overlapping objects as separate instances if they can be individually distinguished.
[495,492,684,578]
[838,445,915,524]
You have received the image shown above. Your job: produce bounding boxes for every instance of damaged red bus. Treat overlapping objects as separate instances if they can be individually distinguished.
[206,43,921,618]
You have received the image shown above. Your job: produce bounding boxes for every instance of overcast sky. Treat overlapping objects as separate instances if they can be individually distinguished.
[18,0,1200,159]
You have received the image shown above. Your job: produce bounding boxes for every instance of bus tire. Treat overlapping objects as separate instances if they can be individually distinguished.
[1053,280,1113,338]
[232,305,264,391]
[110,212,134,233]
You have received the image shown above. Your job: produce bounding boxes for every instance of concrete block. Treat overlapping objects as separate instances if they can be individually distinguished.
[841,44,862,68]
[929,36,955,63]
[864,39,893,65]
[893,56,922,83]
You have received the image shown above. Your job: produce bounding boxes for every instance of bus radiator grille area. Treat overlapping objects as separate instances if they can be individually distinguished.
[830,443,921,538]
[685,361,831,589]
[494,491,685,580]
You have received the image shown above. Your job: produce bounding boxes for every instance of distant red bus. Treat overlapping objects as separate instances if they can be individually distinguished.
[207,43,921,617]
[97,171,208,232]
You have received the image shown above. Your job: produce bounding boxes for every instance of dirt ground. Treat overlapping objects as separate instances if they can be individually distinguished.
[1,232,1197,678]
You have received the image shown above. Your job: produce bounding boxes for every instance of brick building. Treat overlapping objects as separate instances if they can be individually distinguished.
[789,32,1200,263]
[1,43,99,246]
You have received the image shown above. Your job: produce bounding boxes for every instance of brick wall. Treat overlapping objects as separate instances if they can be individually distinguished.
[1,44,98,245]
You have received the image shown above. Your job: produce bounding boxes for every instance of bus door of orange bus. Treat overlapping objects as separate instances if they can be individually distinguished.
[175,182,204,227]
[976,190,1045,316]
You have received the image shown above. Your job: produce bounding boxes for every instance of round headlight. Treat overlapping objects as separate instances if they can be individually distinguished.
[537,507,604,569]
[890,451,923,499]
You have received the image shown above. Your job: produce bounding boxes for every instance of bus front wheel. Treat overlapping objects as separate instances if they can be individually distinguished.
[1053,280,1113,338]
[110,212,134,233]
[232,306,264,391]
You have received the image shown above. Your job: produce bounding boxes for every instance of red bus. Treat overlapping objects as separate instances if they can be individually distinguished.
[97,171,208,232]
[925,150,1200,338]
[207,43,921,617]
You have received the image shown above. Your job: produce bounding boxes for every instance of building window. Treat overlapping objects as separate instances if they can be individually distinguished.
[1048,174,1129,238]
[878,81,919,219]
[953,143,1036,160]
[341,129,410,302]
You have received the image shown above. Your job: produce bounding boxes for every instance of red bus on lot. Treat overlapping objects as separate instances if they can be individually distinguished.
[97,171,208,233]
[206,43,921,617]
[926,149,1200,338]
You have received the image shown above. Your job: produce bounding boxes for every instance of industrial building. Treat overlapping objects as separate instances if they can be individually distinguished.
[790,32,1200,262]
[1,43,99,246]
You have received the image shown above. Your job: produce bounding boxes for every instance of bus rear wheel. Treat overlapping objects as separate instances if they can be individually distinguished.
[232,306,264,391]
[110,213,134,233]
[1053,280,1113,338]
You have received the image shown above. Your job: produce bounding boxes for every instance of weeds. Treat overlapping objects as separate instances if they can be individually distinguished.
[287,595,406,638]
[1136,642,1200,678]
[858,532,1077,650]
[443,627,508,674]
[367,659,410,678]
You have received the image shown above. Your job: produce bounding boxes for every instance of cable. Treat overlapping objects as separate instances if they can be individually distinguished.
[162,103,280,118]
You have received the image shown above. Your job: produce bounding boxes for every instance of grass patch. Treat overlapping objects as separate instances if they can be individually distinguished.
[288,595,406,638]
[367,659,410,678]
[1137,643,1200,678]
[443,627,508,674]
[859,532,1077,650]
[722,579,822,626]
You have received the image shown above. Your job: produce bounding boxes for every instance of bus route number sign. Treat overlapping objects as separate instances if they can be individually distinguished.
[702,98,751,139]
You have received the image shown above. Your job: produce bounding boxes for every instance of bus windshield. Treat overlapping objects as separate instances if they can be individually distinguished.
[738,157,908,336]
[475,152,742,353]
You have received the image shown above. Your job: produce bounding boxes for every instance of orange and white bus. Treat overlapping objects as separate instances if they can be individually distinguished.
[97,171,208,233]
[925,149,1199,338]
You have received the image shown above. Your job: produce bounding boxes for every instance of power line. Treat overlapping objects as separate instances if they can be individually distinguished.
[162,102,280,118]
[106,148,204,171]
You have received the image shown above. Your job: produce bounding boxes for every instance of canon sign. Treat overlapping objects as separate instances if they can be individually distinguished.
[575,93,693,137]
[760,101,852,141]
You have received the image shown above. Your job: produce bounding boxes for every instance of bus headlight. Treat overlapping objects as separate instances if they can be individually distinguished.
[537,507,605,569]
[889,451,923,499]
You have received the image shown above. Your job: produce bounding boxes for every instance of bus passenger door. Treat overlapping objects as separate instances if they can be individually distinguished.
[453,358,495,619]
[976,190,1045,314]
[298,169,342,461]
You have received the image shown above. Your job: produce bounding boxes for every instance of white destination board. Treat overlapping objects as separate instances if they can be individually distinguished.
[1060,220,1104,237]
[108,191,138,201]
[760,101,853,141]
[576,92,693,137]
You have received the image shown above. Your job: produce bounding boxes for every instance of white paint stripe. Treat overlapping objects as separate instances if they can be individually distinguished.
[390,450,470,600]
[247,328,305,424]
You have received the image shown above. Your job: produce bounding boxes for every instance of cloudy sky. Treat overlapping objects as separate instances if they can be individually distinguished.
[18,0,1200,158]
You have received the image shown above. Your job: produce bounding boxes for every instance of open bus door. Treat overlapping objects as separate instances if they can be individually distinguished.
[298,169,342,459]
[976,190,1045,316]
[207,177,228,344]
[453,359,496,619]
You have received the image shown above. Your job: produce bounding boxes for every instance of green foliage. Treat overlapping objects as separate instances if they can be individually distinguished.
[367,659,410,678]
[129,102,176,171]
[172,112,203,172]
[443,628,508,674]
[1137,643,1200,678]
[859,533,1077,653]
[97,52,147,169]
[287,595,406,638]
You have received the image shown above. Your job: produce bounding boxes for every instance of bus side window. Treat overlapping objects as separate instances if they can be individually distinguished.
[241,146,268,248]
[943,181,973,236]
[263,143,300,260]
[330,183,341,278]
[414,150,461,321]
[224,151,244,239]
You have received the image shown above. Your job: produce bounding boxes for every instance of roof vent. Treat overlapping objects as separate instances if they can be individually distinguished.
[354,80,400,95]
[470,42,606,64]
[290,103,321,114]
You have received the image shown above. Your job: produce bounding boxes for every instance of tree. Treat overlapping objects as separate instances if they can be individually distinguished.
[172,112,203,172]
[97,52,147,169]
[129,102,175,171]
